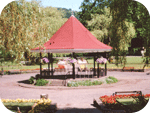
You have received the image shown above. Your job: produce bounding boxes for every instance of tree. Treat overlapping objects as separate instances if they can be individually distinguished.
[87,8,112,44]
[110,0,150,66]
[0,0,67,62]
[79,0,149,66]
[78,0,109,27]
[0,0,44,61]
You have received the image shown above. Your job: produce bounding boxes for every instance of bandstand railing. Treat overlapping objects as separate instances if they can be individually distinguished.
[40,67,106,79]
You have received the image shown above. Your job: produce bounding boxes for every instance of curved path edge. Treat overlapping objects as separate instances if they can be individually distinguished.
[17,80,125,90]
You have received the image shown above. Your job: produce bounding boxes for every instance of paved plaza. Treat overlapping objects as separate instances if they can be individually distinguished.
[0,71,150,112]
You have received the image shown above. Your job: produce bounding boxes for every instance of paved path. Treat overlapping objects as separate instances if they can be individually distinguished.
[0,71,150,112]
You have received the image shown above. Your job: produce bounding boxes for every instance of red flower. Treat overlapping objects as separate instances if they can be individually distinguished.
[145,94,150,98]
[100,93,150,105]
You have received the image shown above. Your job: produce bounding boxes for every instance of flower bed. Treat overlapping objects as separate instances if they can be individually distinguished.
[100,94,150,111]
[2,68,41,75]
[67,76,118,87]
[1,98,55,113]
[100,94,150,105]
[122,67,134,71]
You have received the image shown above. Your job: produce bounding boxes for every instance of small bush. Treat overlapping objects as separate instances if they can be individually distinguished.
[29,76,35,84]
[105,78,114,84]
[35,79,49,86]
[106,76,118,84]
[108,76,118,83]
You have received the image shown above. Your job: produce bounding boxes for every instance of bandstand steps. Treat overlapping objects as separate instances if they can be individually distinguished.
[50,80,66,86]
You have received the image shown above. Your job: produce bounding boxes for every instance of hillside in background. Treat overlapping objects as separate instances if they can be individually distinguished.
[57,7,79,19]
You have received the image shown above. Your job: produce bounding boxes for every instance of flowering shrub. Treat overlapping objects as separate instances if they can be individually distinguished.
[42,58,49,63]
[96,57,107,64]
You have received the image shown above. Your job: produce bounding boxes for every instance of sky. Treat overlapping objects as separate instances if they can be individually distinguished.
[22,0,150,12]
[0,0,150,13]
[26,0,84,11]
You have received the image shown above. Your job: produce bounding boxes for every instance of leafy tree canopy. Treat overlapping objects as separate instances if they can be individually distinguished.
[78,0,149,66]
[0,0,67,62]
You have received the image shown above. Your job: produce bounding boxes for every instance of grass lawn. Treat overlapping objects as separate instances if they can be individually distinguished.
[87,56,146,69]
[126,57,143,64]
[0,56,148,71]
[1,64,58,71]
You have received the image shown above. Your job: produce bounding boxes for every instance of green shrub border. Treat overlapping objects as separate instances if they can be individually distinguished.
[67,76,118,87]
[35,79,49,86]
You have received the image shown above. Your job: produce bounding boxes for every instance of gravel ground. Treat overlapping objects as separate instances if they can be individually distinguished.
[0,71,150,113]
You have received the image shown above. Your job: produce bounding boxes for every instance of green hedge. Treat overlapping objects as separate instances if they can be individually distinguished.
[35,79,49,86]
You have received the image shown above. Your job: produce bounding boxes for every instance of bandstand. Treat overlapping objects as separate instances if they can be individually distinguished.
[31,15,112,79]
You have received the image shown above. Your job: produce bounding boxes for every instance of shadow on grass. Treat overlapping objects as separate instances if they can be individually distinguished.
[18,79,30,84]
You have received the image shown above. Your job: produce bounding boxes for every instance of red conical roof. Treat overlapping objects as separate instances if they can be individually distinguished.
[31,15,112,53]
